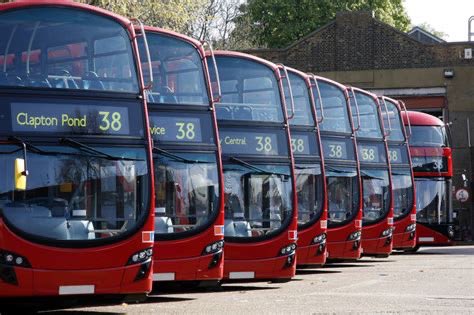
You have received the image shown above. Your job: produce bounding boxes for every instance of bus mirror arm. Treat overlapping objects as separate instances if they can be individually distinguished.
[400,100,412,139]
[310,74,325,124]
[130,18,154,91]
[276,64,295,120]
[380,97,392,137]
[349,87,361,132]
[202,40,222,103]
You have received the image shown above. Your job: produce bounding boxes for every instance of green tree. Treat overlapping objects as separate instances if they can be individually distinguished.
[79,0,206,36]
[233,0,411,48]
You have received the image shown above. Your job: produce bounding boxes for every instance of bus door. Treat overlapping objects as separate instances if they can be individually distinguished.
[315,78,362,260]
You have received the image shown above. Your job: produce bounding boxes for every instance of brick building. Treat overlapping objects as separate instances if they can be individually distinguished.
[244,11,474,241]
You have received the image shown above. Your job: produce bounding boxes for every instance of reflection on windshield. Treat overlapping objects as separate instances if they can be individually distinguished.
[139,33,209,105]
[352,92,383,139]
[415,178,450,224]
[0,8,138,92]
[361,168,390,224]
[392,169,413,218]
[296,164,323,226]
[153,152,219,235]
[317,81,351,133]
[0,145,148,242]
[326,166,359,226]
[210,56,283,123]
[223,163,292,238]
[409,126,448,147]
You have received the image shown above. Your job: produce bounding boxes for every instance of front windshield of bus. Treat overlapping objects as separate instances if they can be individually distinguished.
[361,168,390,224]
[392,168,413,219]
[352,92,383,139]
[0,144,148,243]
[140,33,209,105]
[316,81,351,133]
[409,126,448,147]
[383,100,405,142]
[296,164,324,227]
[223,163,292,238]
[286,72,314,126]
[415,178,450,224]
[153,152,219,235]
[326,166,359,226]
[213,56,284,123]
[0,8,138,93]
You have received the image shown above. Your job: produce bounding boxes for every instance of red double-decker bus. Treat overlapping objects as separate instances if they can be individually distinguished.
[0,0,154,306]
[313,77,363,260]
[349,88,393,257]
[208,51,298,281]
[402,111,454,249]
[138,27,224,285]
[284,68,327,267]
[379,97,416,250]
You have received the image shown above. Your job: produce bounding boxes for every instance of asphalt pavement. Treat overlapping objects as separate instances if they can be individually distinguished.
[36,246,474,314]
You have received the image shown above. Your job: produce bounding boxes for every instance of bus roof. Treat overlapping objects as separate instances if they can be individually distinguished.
[143,26,203,52]
[1,0,134,32]
[401,110,444,127]
[207,50,280,72]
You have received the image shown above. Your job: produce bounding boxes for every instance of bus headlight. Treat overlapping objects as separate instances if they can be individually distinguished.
[447,226,454,239]
[279,243,297,256]
[127,247,153,265]
[0,250,31,268]
[405,223,416,232]
[202,240,224,255]
[380,228,393,237]
[347,230,361,241]
[312,233,327,245]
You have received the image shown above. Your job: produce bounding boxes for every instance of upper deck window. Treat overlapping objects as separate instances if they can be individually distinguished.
[383,100,405,142]
[140,33,209,105]
[212,56,284,123]
[352,92,383,139]
[317,81,351,134]
[0,7,138,93]
[286,72,314,127]
[409,126,448,147]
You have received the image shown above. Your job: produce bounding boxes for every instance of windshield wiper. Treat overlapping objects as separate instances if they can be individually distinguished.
[229,156,290,178]
[61,138,143,161]
[153,146,211,164]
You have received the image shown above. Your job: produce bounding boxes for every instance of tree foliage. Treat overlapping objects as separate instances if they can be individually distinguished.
[234,0,411,48]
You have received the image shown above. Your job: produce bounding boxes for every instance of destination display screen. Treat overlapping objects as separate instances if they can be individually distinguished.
[290,132,319,156]
[148,112,213,144]
[388,145,409,164]
[219,128,287,156]
[357,143,387,164]
[321,138,354,161]
[8,101,137,136]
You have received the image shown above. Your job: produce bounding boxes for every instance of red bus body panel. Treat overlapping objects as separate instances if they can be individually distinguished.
[144,27,225,283]
[402,111,454,247]
[0,1,155,298]
[212,51,298,281]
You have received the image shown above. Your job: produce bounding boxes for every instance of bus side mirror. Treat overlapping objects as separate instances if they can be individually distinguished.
[14,158,27,190]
